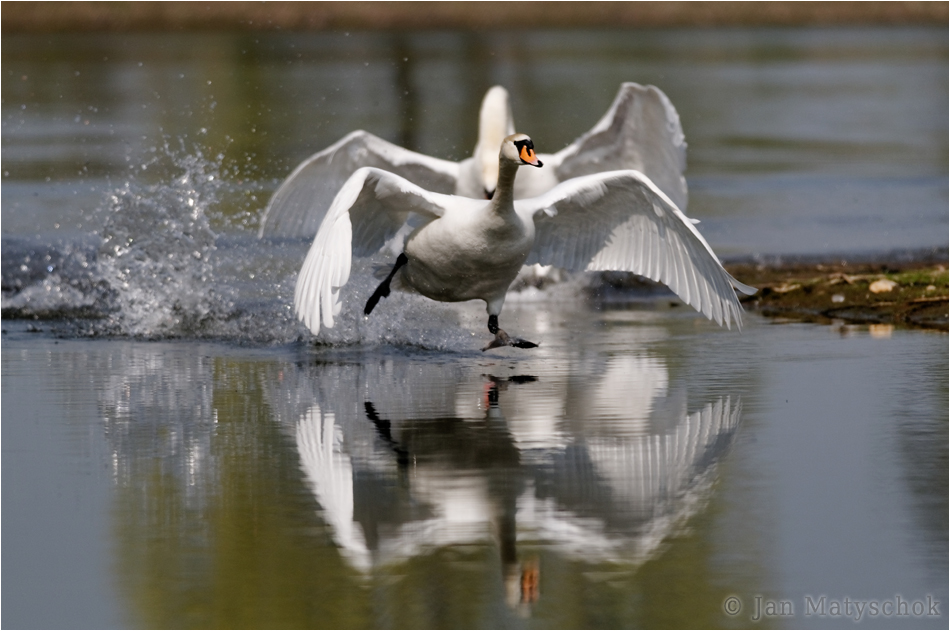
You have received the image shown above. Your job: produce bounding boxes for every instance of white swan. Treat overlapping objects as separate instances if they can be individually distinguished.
[294,134,754,350]
[261,83,688,238]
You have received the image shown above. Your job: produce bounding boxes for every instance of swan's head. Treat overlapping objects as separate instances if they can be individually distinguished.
[500,133,543,169]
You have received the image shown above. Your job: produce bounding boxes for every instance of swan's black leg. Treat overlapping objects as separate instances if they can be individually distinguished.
[364,253,408,315]
[482,314,538,351]
[364,401,409,468]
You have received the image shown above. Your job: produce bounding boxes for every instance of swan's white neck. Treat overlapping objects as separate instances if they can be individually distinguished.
[477,87,515,194]
[491,160,520,211]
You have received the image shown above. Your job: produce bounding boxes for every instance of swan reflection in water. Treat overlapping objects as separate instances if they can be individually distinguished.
[293,363,740,612]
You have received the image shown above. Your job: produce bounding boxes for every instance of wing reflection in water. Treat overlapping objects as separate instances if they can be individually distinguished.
[29,331,748,625]
[288,361,740,611]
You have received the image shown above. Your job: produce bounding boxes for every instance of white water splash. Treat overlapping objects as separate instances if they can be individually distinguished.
[94,148,222,337]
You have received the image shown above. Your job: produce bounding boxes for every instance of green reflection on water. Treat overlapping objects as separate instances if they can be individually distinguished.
[112,358,371,628]
[104,353,765,629]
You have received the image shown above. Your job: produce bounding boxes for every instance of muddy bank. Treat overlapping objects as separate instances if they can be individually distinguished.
[3,1,946,33]
[726,252,949,332]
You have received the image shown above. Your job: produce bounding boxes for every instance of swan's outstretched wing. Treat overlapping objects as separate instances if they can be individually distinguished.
[294,167,454,333]
[260,130,459,238]
[551,83,689,211]
[520,170,755,329]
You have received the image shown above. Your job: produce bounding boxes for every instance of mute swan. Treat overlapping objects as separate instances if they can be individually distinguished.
[261,83,687,238]
[294,134,754,350]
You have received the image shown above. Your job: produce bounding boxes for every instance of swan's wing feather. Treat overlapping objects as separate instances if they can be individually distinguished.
[294,167,451,333]
[260,130,459,238]
[552,83,689,211]
[520,170,753,329]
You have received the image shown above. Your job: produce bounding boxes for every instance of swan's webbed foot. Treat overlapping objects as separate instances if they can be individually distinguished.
[482,315,538,351]
[364,253,408,316]
[481,330,539,351]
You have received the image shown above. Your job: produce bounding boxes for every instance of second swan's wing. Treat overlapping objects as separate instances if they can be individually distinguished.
[550,83,689,211]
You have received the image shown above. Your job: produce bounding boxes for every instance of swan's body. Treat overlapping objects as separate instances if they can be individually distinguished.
[262,83,687,238]
[294,135,754,349]
[402,201,533,310]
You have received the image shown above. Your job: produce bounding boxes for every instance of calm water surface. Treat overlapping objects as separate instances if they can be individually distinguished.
[2,27,947,629]
[3,314,947,628]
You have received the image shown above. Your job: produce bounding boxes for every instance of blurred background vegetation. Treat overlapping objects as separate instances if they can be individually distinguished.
[3,1,947,32]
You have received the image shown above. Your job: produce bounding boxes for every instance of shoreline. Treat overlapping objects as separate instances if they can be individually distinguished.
[3,2,947,33]
[725,251,949,332]
[3,249,947,332]
[579,249,949,332]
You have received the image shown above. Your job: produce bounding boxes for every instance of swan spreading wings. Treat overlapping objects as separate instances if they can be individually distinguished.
[261,82,688,238]
[295,134,754,350]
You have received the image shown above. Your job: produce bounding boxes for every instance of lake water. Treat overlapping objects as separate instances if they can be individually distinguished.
[2,27,947,629]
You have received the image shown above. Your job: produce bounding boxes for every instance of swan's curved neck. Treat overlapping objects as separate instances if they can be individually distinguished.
[492,160,519,210]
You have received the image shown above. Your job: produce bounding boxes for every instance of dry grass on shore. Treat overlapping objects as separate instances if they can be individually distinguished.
[3,1,947,33]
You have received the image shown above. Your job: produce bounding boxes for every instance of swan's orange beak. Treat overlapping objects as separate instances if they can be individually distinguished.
[519,145,543,167]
